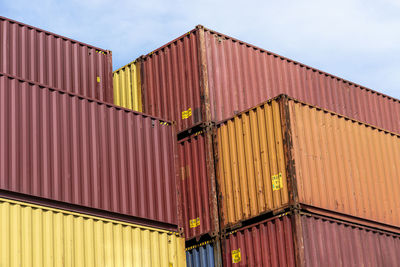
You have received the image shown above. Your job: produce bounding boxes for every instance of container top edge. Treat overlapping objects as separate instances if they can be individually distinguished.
[0,72,174,124]
[0,15,111,53]
[0,197,181,235]
[216,93,400,138]
[202,26,400,104]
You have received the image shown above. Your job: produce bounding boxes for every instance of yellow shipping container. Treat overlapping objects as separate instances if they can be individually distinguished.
[0,197,185,267]
[216,95,400,232]
[113,60,142,112]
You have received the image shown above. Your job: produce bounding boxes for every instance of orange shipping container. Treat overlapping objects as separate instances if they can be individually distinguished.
[215,95,400,232]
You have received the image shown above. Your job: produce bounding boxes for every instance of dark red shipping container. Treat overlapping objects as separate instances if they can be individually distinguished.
[223,211,400,267]
[178,126,219,240]
[139,25,400,133]
[0,72,180,231]
[0,16,113,103]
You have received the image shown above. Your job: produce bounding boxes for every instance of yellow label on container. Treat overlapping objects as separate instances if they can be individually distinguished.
[189,217,200,228]
[96,76,101,83]
[182,108,192,119]
[272,173,283,191]
[232,249,241,263]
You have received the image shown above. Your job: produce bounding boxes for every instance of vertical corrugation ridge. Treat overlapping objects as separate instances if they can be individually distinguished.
[290,100,400,228]
[0,198,186,267]
[0,18,113,103]
[0,74,178,227]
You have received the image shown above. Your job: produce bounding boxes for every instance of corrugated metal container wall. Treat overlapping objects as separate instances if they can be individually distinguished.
[216,96,400,230]
[0,197,186,267]
[140,30,203,131]
[0,73,178,228]
[301,213,400,267]
[0,16,113,103]
[288,98,400,229]
[222,214,295,267]
[178,130,218,240]
[203,28,400,134]
[113,60,142,112]
[222,212,400,267]
[124,26,400,133]
[215,100,289,228]
[186,242,215,267]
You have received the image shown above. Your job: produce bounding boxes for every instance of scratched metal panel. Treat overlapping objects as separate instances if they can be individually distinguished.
[0,197,186,267]
[140,30,203,131]
[204,28,400,134]
[178,130,218,240]
[0,16,113,103]
[0,72,178,228]
[215,100,289,229]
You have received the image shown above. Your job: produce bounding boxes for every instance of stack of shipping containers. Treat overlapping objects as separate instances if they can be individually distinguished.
[0,16,186,266]
[114,25,400,266]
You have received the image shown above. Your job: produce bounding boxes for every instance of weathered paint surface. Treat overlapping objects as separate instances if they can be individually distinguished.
[223,214,295,267]
[289,99,400,229]
[0,16,113,103]
[0,197,185,267]
[113,60,142,112]
[141,30,203,131]
[216,100,289,228]
[222,212,400,267]
[203,28,400,134]
[216,96,400,229]
[186,242,215,267]
[118,26,400,133]
[0,73,178,228]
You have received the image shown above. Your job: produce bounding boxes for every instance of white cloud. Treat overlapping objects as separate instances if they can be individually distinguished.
[1,0,399,98]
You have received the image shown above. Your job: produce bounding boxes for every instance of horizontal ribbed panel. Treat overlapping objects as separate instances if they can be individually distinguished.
[0,73,178,227]
[0,16,113,103]
[0,197,185,267]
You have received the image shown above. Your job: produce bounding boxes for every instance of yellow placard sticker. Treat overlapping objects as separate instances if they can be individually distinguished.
[272,173,283,191]
[182,108,192,119]
[232,249,241,263]
[189,217,200,228]
[96,76,101,83]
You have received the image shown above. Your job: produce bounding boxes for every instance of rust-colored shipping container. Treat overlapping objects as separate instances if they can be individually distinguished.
[0,16,113,103]
[118,25,400,133]
[177,125,219,240]
[215,95,400,232]
[223,211,400,267]
[0,72,180,231]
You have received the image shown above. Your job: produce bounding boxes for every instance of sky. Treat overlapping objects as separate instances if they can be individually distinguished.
[1,0,399,99]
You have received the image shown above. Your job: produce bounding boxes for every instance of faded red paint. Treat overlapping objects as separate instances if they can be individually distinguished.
[137,26,400,133]
[0,16,113,103]
[178,129,218,240]
[141,30,202,131]
[222,212,400,267]
[0,72,178,228]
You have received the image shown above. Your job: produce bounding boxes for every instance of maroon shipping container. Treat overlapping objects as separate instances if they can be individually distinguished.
[0,16,113,103]
[178,125,219,240]
[222,211,400,267]
[0,72,180,231]
[139,25,400,133]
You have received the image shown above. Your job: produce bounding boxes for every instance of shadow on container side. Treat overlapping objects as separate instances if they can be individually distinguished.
[186,237,222,267]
